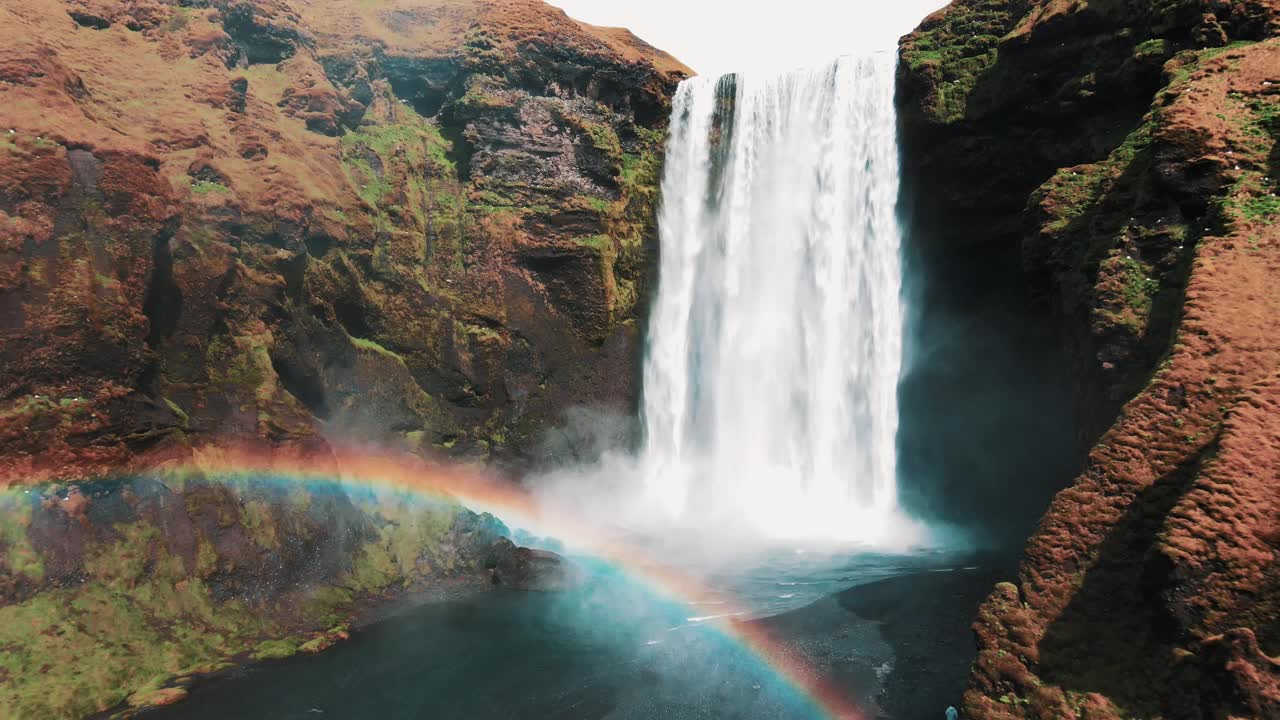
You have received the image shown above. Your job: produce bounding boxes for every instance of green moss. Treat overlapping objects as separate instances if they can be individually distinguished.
[455,319,502,343]
[1167,41,1257,88]
[350,335,408,364]
[0,497,43,582]
[0,477,493,719]
[346,534,399,593]
[337,104,476,278]
[471,189,512,208]
[340,115,456,240]
[343,500,459,593]
[84,522,181,587]
[343,154,394,210]
[1133,38,1171,59]
[128,674,186,708]
[1222,171,1280,225]
[900,0,1011,123]
[1246,95,1279,135]
[341,120,456,177]
[620,146,659,196]
[298,626,348,654]
[196,539,218,576]
[1240,194,1280,221]
[163,396,191,428]
[1116,255,1160,314]
[240,499,281,551]
[304,586,357,628]
[574,234,610,250]
[0,395,45,420]
[386,503,456,574]
[1042,166,1107,232]
[0,541,265,718]
[251,638,299,661]
[457,76,514,111]
[298,637,328,653]
[907,49,944,68]
[205,335,268,396]
[583,119,622,158]
[579,195,611,213]
[461,29,505,67]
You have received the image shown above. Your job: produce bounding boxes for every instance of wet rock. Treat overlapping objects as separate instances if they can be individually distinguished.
[0,472,533,717]
[487,537,578,592]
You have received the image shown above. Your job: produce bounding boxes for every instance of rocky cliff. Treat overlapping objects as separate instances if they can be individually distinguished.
[0,1,682,716]
[0,0,688,481]
[899,1,1279,717]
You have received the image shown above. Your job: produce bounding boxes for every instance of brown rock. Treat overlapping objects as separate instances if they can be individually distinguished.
[0,0,689,483]
[900,2,1280,717]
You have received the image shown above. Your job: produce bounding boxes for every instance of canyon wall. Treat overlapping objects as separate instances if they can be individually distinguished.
[0,0,688,482]
[898,1,1279,717]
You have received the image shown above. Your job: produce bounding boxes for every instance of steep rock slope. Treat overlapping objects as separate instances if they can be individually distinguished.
[0,0,688,481]
[899,2,1280,718]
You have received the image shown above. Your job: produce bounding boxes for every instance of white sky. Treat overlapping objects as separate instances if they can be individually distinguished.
[549,1,951,76]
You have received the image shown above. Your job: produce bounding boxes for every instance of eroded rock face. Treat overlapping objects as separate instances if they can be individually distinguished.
[899,2,1279,717]
[0,0,689,482]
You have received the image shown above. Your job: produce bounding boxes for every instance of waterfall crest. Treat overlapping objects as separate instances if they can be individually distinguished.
[638,53,910,543]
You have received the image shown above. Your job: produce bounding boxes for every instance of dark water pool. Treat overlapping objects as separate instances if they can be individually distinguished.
[147,550,974,719]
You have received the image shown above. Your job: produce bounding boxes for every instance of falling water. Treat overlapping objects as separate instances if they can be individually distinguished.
[639,53,910,544]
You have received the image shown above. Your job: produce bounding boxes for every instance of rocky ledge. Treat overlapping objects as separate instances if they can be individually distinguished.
[899,1,1279,718]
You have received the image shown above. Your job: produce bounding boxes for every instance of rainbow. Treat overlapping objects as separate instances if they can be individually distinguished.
[3,444,867,720]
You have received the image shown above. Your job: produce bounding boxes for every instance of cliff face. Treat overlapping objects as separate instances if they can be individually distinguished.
[899,2,1279,718]
[0,0,688,481]
[0,2,680,716]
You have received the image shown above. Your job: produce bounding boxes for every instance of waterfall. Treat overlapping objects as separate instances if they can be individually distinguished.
[638,53,909,543]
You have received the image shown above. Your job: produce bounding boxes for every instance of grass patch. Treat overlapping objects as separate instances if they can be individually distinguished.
[1116,255,1160,314]
[190,179,230,194]
[350,335,405,363]
[574,234,610,250]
